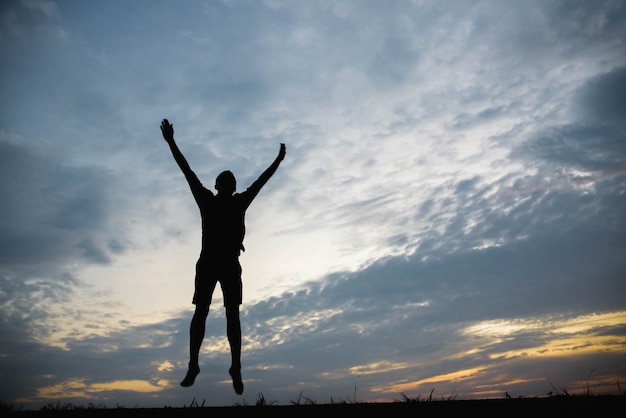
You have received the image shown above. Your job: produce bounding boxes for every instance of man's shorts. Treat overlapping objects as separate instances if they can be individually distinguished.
[192,256,242,307]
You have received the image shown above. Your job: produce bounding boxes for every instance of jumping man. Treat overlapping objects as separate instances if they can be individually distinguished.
[160,119,286,394]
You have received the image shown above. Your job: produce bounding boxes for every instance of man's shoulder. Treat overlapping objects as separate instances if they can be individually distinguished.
[238,188,258,198]
[233,190,255,206]
[195,186,214,204]
[199,187,214,197]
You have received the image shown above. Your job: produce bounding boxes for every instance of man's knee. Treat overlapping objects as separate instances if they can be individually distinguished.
[194,304,210,318]
[225,305,240,320]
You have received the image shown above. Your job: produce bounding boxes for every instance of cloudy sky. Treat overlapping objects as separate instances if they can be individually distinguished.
[1,0,625,409]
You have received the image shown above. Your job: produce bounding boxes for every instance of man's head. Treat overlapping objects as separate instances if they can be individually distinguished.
[215,170,236,195]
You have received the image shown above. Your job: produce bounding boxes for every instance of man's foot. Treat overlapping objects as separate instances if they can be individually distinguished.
[180,365,200,387]
[229,367,244,395]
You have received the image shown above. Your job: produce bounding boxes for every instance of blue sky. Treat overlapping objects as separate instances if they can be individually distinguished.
[1,0,625,409]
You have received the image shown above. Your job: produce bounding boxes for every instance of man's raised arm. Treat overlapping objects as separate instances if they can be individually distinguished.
[247,143,286,198]
[160,119,204,192]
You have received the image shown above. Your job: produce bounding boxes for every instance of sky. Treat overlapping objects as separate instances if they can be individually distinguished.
[1,0,625,409]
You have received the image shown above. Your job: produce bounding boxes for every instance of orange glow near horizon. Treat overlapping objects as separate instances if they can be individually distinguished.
[349,360,415,376]
[463,311,626,339]
[490,335,626,359]
[20,378,174,403]
[377,367,487,394]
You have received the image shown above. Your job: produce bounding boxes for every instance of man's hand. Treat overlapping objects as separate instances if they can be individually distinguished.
[278,143,286,161]
[160,119,174,143]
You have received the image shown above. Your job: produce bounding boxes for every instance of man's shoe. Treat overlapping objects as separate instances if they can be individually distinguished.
[229,367,244,395]
[180,366,200,387]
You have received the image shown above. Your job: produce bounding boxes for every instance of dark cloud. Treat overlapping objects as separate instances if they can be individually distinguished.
[0,141,116,266]
[523,124,625,171]
[514,66,626,171]
[576,66,626,126]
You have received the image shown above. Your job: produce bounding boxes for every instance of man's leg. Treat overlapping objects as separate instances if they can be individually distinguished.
[181,304,210,387]
[225,305,243,394]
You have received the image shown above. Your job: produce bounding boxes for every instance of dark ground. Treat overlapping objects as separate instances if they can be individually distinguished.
[7,396,625,417]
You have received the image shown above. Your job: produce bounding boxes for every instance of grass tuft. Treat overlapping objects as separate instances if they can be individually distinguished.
[289,391,318,406]
[395,387,457,403]
[255,392,277,406]
[184,397,206,408]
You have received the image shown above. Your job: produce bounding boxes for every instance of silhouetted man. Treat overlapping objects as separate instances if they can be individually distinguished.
[160,119,286,395]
